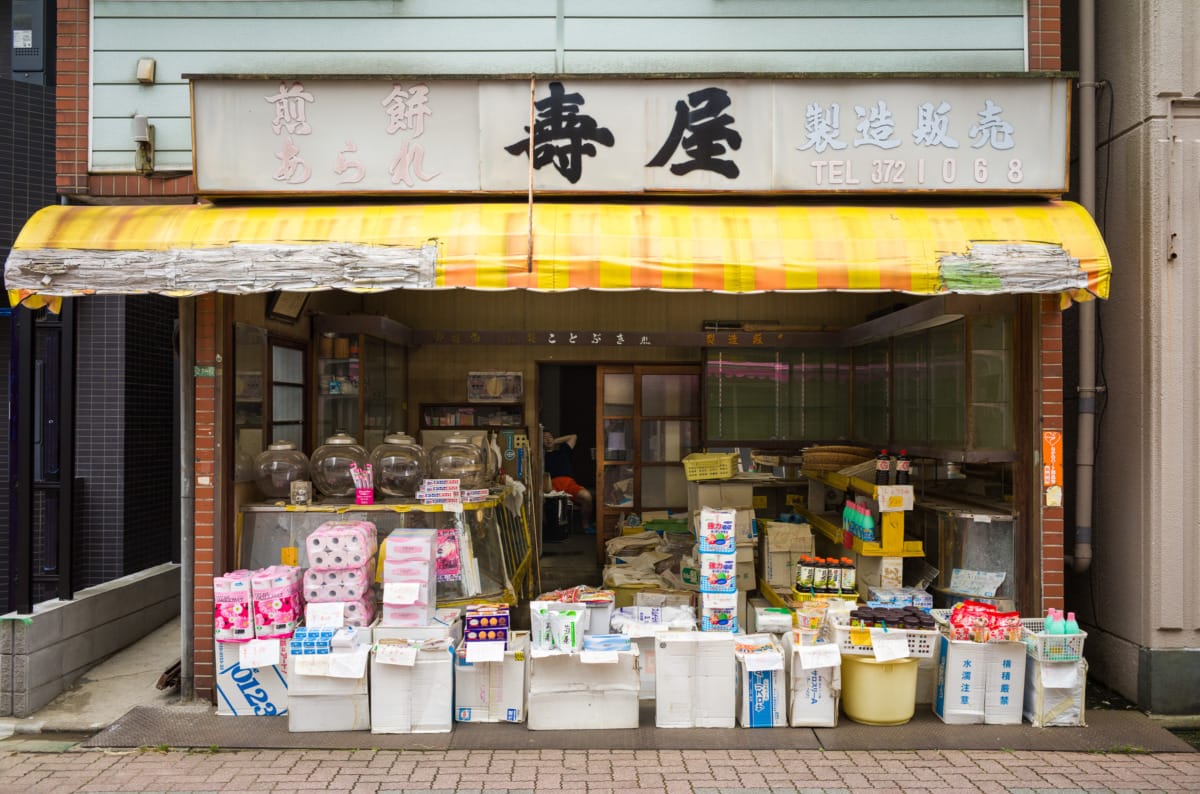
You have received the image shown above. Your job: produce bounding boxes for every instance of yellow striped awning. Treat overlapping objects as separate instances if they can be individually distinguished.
[5,200,1110,310]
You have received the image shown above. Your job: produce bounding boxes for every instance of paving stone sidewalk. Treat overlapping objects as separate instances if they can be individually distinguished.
[0,748,1197,793]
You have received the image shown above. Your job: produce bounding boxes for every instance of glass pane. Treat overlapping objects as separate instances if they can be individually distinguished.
[893,332,928,444]
[271,423,303,448]
[794,349,851,440]
[602,464,635,508]
[641,419,700,462]
[852,342,889,444]
[704,350,785,441]
[603,419,633,461]
[971,315,1013,450]
[642,373,699,416]
[929,321,966,447]
[603,373,634,415]
[640,465,688,510]
[272,345,304,384]
[273,384,304,422]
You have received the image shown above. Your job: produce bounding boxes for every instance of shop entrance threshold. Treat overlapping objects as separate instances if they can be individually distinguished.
[80,704,1194,753]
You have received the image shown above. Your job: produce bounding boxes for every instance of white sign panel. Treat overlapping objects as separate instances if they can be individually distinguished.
[193,78,1068,195]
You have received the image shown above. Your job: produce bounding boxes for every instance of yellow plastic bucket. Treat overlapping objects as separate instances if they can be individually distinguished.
[840,655,919,725]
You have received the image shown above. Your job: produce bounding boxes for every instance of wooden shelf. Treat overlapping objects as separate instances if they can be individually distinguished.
[800,469,926,558]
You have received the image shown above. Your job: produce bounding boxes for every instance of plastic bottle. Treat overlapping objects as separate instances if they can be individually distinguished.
[895,450,912,485]
[840,556,857,593]
[1064,611,1080,634]
[874,449,891,485]
[862,506,877,543]
[1044,608,1064,635]
[796,555,815,591]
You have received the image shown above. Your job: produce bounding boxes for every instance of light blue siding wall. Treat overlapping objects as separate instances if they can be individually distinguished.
[91,0,1028,172]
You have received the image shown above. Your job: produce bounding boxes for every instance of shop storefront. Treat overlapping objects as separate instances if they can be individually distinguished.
[6,74,1109,721]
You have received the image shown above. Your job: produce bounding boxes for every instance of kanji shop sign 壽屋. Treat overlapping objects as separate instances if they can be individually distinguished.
[191,77,1069,195]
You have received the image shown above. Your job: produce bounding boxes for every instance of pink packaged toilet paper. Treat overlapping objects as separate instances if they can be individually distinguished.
[304,563,372,603]
[343,595,376,628]
[306,520,378,570]
[251,565,303,639]
[214,570,254,642]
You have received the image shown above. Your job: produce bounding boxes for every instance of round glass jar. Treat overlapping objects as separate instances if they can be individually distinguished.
[310,433,368,497]
[429,434,485,489]
[253,441,310,498]
[369,433,427,498]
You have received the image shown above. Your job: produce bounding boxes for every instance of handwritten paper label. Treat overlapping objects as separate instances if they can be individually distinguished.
[293,655,330,677]
[875,485,914,512]
[741,651,784,672]
[328,646,370,678]
[240,639,280,669]
[1040,660,1081,688]
[797,643,842,670]
[949,569,1008,598]
[280,546,298,566]
[374,644,417,667]
[579,650,618,664]
[383,582,421,605]
[306,602,345,628]
[465,641,506,663]
[871,629,910,661]
[849,627,873,647]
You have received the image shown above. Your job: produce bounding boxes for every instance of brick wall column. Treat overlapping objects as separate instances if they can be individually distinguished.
[56,0,89,195]
[1040,295,1065,612]
[1028,0,1063,71]
[192,294,219,701]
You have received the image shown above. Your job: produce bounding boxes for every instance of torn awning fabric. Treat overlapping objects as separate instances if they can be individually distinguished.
[5,200,1110,309]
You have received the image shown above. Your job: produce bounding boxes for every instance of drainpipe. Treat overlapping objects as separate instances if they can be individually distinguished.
[1073,0,1097,573]
[179,297,196,700]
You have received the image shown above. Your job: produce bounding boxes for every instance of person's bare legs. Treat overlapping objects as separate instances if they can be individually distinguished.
[574,488,594,531]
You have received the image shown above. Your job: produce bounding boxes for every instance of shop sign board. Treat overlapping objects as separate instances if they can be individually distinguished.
[192,77,1069,195]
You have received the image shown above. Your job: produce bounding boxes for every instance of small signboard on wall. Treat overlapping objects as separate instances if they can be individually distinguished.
[467,371,523,403]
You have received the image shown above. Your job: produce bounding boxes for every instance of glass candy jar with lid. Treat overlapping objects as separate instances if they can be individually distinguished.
[369,432,427,498]
[429,433,485,489]
[310,433,368,498]
[253,441,310,499]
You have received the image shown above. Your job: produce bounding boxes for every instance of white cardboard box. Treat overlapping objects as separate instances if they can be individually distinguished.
[215,639,289,716]
[781,630,840,727]
[454,632,530,723]
[734,633,788,728]
[1024,656,1087,727]
[687,482,755,516]
[654,632,736,728]
[288,694,370,732]
[371,608,462,643]
[933,636,1027,725]
[287,645,371,697]
[527,647,640,730]
[370,637,455,733]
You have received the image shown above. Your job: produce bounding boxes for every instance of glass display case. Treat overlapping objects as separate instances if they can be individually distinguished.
[237,494,532,605]
[314,315,409,452]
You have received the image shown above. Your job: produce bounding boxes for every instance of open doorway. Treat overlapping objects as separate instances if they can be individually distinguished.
[537,364,601,590]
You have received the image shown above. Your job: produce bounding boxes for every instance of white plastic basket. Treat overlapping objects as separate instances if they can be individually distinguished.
[831,616,938,658]
[1020,618,1086,662]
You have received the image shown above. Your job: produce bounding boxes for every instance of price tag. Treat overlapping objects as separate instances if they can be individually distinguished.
[383,582,421,605]
[797,643,841,670]
[328,646,370,678]
[306,602,345,628]
[465,641,506,663]
[849,627,873,647]
[742,651,784,672]
[293,655,330,677]
[239,639,280,669]
[280,546,298,566]
[580,650,618,664]
[529,647,559,659]
[374,644,417,667]
[871,629,911,661]
[875,485,914,512]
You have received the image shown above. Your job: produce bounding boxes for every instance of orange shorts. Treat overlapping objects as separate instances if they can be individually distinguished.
[551,476,586,497]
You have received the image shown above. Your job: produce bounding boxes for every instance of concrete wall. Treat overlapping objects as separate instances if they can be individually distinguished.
[1086,0,1200,713]
[0,563,179,717]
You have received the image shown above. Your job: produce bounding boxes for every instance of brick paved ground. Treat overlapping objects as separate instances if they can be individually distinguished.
[0,748,1197,793]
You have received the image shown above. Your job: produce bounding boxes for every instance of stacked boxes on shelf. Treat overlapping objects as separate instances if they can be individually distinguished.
[304,521,379,628]
[378,528,438,627]
[697,507,739,632]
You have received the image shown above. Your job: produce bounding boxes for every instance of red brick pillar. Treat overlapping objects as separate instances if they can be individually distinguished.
[56,0,89,196]
[192,294,219,701]
[1039,296,1065,613]
[1028,0,1063,71]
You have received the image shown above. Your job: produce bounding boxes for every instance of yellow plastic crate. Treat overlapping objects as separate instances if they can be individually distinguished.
[682,452,738,481]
